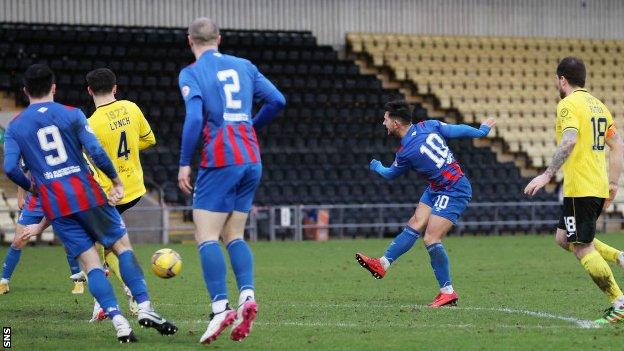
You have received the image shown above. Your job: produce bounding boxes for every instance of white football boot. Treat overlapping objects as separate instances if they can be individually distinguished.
[199,306,237,344]
[112,315,137,343]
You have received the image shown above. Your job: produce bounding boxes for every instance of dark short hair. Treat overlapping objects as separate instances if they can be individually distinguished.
[556,57,586,88]
[384,100,412,124]
[86,68,116,95]
[23,64,55,98]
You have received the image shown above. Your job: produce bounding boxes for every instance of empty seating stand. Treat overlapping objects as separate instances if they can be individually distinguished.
[0,23,554,235]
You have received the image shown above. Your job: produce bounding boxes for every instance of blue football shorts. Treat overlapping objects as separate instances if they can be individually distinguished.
[17,210,44,226]
[193,163,262,213]
[419,176,472,224]
[50,205,127,259]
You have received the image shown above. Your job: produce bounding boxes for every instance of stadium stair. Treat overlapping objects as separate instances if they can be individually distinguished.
[347,32,624,221]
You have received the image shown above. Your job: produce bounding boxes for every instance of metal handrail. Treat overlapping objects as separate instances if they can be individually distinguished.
[1,201,622,244]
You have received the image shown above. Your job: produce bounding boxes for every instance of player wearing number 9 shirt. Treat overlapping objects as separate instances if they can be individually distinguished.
[355,100,495,308]
[525,57,624,324]
[3,64,177,342]
[177,18,285,344]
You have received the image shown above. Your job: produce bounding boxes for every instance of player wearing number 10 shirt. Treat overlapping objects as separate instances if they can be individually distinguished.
[177,18,285,344]
[355,100,495,307]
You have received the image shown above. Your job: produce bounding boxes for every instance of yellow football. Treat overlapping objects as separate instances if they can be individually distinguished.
[151,248,182,279]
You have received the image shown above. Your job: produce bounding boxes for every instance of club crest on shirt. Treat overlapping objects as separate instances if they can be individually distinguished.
[560,108,569,119]
[181,86,190,97]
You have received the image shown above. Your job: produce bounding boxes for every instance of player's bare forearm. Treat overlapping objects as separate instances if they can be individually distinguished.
[606,131,624,185]
[544,129,578,178]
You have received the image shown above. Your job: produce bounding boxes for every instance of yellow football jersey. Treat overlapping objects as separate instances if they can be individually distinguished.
[555,89,616,198]
[88,100,156,204]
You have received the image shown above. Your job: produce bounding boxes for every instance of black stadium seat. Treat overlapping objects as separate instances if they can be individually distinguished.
[0,22,557,233]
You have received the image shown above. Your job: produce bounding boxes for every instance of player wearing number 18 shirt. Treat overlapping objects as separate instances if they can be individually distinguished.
[177,18,285,344]
[525,57,624,324]
[355,100,495,307]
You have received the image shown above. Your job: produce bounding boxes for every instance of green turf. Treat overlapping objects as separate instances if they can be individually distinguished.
[1,234,624,350]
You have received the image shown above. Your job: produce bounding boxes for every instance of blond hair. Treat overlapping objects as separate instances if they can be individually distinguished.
[188,17,220,46]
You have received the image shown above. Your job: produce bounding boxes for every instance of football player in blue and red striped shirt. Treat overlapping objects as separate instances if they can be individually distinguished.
[177,18,285,344]
[0,171,85,296]
[356,100,495,308]
[3,64,177,342]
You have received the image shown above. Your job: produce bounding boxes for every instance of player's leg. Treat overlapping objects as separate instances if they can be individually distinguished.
[555,222,623,267]
[423,214,457,307]
[193,166,245,344]
[52,214,136,342]
[0,223,29,294]
[110,197,142,315]
[225,163,262,341]
[593,239,624,268]
[562,197,624,323]
[355,189,431,279]
[83,205,177,335]
[422,181,471,308]
[66,246,86,295]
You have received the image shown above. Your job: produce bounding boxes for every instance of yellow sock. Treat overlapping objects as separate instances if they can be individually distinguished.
[593,239,622,263]
[97,243,105,263]
[105,251,125,285]
[580,251,623,303]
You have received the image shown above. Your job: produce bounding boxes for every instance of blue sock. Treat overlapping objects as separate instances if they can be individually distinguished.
[227,239,254,292]
[66,254,81,275]
[384,226,420,264]
[426,243,452,289]
[2,246,22,280]
[87,268,121,318]
[198,240,228,302]
[118,250,149,304]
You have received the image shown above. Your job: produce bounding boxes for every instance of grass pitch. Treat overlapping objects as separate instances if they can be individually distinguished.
[1,234,624,350]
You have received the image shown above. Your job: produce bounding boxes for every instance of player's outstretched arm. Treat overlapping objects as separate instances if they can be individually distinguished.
[369,159,408,180]
[439,117,496,139]
[3,128,33,192]
[524,129,578,196]
[604,130,623,209]
[251,69,286,130]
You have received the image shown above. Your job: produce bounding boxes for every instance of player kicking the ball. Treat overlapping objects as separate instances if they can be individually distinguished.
[355,100,495,307]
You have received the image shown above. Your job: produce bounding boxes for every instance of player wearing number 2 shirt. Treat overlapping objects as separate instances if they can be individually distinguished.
[355,100,495,307]
[177,18,285,344]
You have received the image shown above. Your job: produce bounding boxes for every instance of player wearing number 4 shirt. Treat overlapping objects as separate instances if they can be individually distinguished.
[355,100,495,307]
[3,64,176,343]
[525,57,624,324]
[177,18,285,344]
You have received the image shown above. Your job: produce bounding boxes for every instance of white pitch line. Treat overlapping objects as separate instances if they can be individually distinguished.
[284,303,599,329]
[175,319,582,330]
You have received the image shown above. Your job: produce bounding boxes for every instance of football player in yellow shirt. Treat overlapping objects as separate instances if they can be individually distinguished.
[85,68,156,320]
[525,57,624,324]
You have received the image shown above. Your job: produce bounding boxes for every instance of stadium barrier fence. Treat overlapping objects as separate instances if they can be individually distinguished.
[1,201,623,244]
